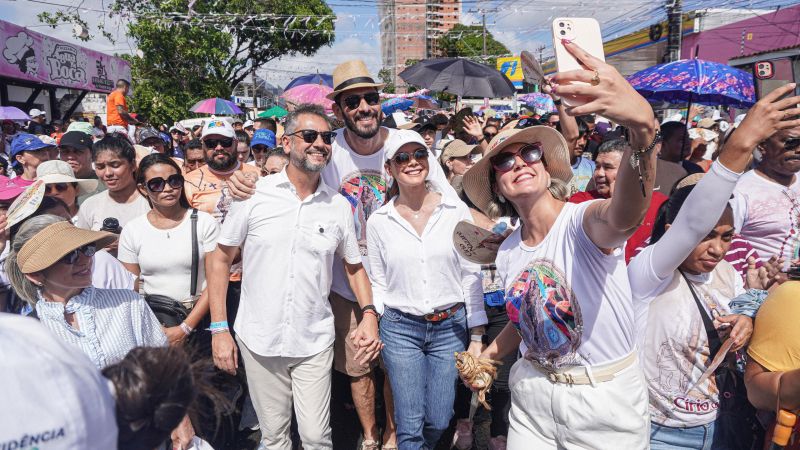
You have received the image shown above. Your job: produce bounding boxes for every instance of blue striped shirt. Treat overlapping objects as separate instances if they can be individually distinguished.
[35,286,167,368]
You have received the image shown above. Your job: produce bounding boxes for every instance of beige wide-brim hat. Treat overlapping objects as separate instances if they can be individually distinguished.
[463,126,573,215]
[36,160,98,197]
[18,221,117,274]
[326,60,385,101]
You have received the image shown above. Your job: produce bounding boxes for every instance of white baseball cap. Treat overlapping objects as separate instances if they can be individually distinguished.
[29,108,45,118]
[201,118,235,139]
[0,314,118,448]
[243,119,254,129]
[384,129,427,161]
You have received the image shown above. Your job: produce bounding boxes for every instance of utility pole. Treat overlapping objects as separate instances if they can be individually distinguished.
[467,7,498,59]
[665,0,682,62]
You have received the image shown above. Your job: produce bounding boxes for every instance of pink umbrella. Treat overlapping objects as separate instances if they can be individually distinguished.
[282,84,334,111]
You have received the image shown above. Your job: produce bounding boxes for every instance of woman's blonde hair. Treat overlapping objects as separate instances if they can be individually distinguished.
[5,215,67,303]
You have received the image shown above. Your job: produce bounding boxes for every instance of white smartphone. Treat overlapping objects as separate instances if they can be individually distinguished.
[552,18,606,107]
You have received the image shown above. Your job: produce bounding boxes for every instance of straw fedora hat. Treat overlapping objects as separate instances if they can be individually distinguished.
[17,221,118,274]
[326,60,385,101]
[36,160,99,197]
[462,126,573,215]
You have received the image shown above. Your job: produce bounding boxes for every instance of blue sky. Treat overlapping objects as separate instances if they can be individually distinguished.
[1,0,796,87]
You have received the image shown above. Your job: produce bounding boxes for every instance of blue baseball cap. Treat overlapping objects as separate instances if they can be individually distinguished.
[10,133,51,167]
[250,129,276,149]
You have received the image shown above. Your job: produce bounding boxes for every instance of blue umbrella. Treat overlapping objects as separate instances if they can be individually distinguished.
[626,59,756,108]
[285,73,333,91]
[381,98,414,115]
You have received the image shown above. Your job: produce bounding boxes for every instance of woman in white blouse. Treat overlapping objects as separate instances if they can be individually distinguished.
[367,130,487,450]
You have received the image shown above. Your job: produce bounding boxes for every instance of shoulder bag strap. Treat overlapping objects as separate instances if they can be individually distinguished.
[190,208,199,297]
[679,270,723,359]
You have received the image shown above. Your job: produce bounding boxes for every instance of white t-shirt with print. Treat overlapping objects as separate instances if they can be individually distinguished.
[634,259,744,427]
[75,190,152,231]
[321,127,453,302]
[731,170,800,269]
[117,210,220,303]
[496,201,637,368]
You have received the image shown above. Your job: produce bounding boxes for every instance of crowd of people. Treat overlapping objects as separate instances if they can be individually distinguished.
[0,38,799,450]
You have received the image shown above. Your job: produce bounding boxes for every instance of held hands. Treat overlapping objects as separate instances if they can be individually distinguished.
[548,40,654,131]
[733,83,800,149]
[349,314,383,365]
[211,332,239,375]
[716,314,753,353]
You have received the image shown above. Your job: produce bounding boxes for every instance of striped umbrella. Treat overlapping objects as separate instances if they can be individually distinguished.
[189,98,243,115]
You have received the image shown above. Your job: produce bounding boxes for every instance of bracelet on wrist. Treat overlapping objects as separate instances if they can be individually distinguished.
[179,322,193,336]
[209,321,229,329]
[210,328,230,335]
[363,309,380,320]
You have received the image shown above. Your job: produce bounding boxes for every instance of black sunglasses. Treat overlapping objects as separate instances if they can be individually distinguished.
[490,143,544,173]
[785,138,800,151]
[203,138,234,149]
[343,92,381,110]
[251,144,270,153]
[45,182,71,193]
[145,174,184,192]
[392,148,429,165]
[287,130,336,145]
[59,244,97,265]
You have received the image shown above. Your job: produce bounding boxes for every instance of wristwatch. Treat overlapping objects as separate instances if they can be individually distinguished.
[470,334,489,345]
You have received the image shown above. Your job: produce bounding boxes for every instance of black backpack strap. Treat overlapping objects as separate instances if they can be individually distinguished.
[190,208,199,297]
[679,270,722,359]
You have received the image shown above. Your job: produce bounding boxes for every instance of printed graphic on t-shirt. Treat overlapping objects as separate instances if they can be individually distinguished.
[339,170,387,255]
[506,259,582,369]
[781,194,800,262]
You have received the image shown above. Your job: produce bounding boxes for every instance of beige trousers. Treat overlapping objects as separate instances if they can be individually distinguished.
[238,338,333,450]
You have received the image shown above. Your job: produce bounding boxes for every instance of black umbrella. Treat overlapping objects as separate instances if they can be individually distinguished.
[399,58,516,98]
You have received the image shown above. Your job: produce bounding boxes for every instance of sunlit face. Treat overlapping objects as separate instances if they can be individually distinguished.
[281,114,332,173]
[94,151,135,192]
[679,207,734,274]
[183,148,205,172]
[493,142,549,202]
[593,151,622,198]
[333,87,382,139]
[139,163,183,209]
[29,244,95,294]
[202,133,238,171]
[386,143,429,189]
[236,141,251,164]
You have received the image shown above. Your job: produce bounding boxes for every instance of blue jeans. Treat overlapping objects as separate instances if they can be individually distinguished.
[650,421,717,450]
[380,306,469,450]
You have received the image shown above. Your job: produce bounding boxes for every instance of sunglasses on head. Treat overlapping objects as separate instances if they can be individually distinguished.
[203,138,234,149]
[392,148,429,165]
[343,92,381,110]
[490,143,544,173]
[145,174,184,192]
[59,244,97,265]
[287,130,336,145]
[45,182,71,193]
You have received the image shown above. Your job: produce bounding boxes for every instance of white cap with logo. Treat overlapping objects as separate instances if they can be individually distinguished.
[201,119,235,139]
[28,108,45,118]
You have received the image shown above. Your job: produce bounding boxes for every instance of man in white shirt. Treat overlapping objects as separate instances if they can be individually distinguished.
[206,104,381,450]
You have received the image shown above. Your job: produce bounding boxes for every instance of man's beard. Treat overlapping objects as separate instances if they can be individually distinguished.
[206,150,237,171]
[290,146,329,173]
[343,109,382,139]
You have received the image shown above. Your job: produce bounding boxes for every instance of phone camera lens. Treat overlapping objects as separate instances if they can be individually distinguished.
[560,30,566,35]
[559,22,564,27]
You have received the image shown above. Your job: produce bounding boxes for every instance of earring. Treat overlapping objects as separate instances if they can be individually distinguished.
[497,193,506,203]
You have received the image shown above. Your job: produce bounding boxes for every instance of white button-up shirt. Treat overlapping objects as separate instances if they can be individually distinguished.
[366,192,487,327]
[219,170,361,358]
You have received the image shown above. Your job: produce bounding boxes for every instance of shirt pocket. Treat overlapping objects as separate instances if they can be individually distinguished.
[307,221,341,256]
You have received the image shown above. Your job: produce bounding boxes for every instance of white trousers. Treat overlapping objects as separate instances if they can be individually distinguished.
[507,356,650,450]
[238,338,333,450]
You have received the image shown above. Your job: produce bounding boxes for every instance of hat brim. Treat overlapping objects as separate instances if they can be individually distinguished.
[463,126,573,216]
[21,227,117,274]
[325,82,386,101]
[39,174,99,197]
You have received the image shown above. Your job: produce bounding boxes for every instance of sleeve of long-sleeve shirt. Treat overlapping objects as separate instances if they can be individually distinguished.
[457,207,487,327]
[628,161,742,300]
[366,217,387,314]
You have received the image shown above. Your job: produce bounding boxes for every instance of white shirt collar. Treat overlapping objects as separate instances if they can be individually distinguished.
[272,167,336,198]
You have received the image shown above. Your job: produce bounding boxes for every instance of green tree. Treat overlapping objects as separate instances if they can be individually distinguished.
[437,24,510,68]
[40,0,334,124]
[378,68,395,94]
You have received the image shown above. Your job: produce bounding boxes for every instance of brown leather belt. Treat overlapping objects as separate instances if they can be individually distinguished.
[424,303,463,322]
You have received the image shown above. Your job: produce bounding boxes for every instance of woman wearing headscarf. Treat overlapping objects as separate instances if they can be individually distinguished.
[461,40,659,448]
